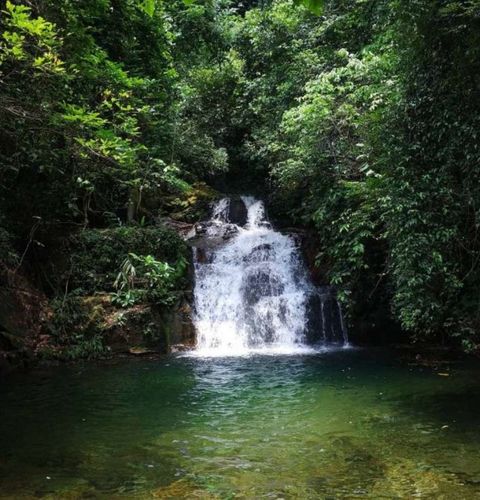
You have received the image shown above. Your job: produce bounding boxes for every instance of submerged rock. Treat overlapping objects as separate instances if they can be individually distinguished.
[128,346,156,355]
[152,479,216,499]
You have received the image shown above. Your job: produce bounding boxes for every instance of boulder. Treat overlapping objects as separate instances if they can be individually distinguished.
[185,221,239,249]
[227,197,248,226]
[159,217,194,238]
[103,298,195,354]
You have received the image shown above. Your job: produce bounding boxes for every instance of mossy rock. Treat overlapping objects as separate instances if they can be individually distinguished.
[163,182,220,223]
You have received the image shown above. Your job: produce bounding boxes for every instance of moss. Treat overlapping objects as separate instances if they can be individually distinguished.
[163,182,220,222]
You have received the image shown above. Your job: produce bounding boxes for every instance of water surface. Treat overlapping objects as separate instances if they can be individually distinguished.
[1,349,480,498]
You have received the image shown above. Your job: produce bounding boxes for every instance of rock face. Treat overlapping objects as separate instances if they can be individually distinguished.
[101,297,196,354]
[304,286,346,344]
[227,197,248,226]
[0,266,52,372]
[0,267,50,347]
[243,269,285,305]
[184,196,252,249]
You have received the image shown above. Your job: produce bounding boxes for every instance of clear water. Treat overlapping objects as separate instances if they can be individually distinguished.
[1,349,480,498]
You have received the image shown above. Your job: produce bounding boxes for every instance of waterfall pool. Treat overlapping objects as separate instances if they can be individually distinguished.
[1,349,480,498]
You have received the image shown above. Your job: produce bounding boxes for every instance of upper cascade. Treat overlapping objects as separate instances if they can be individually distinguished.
[191,196,348,356]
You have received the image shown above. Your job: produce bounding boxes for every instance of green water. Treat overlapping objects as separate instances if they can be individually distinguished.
[1,349,480,499]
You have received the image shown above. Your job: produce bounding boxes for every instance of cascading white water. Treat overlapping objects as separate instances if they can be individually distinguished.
[192,196,317,356]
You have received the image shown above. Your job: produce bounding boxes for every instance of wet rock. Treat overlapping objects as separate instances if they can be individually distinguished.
[103,297,195,354]
[228,197,248,226]
[243,243,273,263]
[252,243,272,253]
[242,269,284,305]
[222,224,239,239]
[103,304,160,353]
[170,343,191,353]
[193,222,208,235]
[166,300,196,348]
[128,346,156,355]
[195,247,211,264]
[304,287,345,344]
[305,292,323,344]
[186,221,239,249]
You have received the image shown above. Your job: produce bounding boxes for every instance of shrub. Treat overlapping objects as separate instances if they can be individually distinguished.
[67,226,188,293]
[46,292,106,360]
[112,253,188,307]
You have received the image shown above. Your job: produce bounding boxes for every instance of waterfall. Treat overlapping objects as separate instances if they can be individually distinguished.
[191,196,348,356]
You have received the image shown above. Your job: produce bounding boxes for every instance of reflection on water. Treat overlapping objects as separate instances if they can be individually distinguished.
[1,349,480,498]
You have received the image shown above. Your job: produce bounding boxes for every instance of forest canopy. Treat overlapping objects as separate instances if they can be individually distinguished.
[2,0,480,352]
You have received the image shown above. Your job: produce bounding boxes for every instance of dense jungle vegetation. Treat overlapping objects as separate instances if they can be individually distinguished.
[2,0,480,358]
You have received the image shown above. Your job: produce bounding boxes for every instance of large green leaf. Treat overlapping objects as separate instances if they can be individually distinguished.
[138,0,155,17]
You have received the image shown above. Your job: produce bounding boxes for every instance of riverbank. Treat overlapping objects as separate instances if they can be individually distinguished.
[1,191,476,372]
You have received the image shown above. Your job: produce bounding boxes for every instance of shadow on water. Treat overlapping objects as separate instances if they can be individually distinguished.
[393,388,480,434]
[0,359,198,497]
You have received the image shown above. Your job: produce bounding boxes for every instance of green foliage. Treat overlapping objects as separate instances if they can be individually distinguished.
[113,252,186,306]
[138,0,156,17]
[46,293,106,360]
[202,0,480,350]
[67,226,188,293]
[294,0,324,15]
[0,0,227,238]
[263,0,480,349]
[1,1,64,73]
[3,0,480,353]
[376,0,480,346]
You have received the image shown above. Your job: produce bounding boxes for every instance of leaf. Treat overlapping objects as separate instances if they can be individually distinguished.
[138,0,155,17]
[293,0,324,15]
